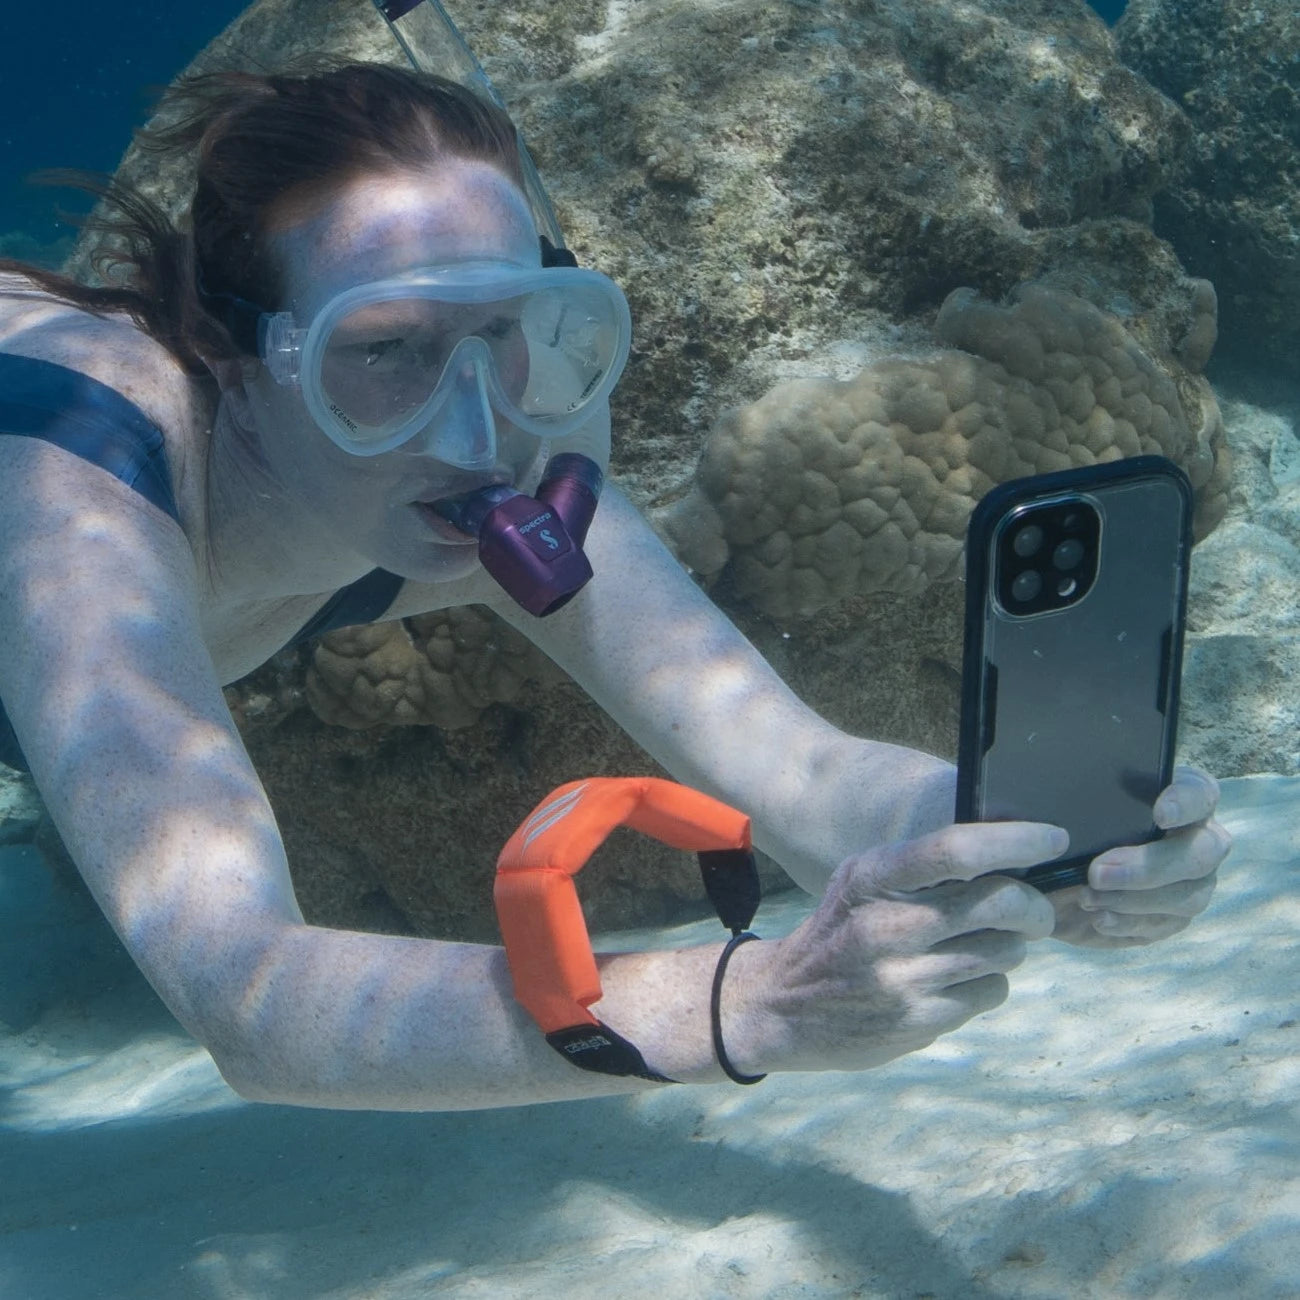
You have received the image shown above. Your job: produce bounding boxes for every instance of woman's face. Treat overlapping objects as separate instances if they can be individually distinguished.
[243,158,544,585]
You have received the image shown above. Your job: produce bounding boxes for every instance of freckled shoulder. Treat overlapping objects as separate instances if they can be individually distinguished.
[0,271,213,466]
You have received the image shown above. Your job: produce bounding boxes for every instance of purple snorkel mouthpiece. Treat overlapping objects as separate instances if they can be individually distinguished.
[435,454,604,616]
[536,453,603,547]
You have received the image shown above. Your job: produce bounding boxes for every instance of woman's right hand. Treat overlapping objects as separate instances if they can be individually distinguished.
[725,821,1063,1075]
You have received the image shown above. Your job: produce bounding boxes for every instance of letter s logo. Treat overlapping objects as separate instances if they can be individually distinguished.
[539,528,560,551]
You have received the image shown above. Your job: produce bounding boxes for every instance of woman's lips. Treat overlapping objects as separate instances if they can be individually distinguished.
[414,478,522,541]
[413,500,479,542]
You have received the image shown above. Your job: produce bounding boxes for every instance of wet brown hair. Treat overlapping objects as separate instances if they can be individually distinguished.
[0,63,526,373]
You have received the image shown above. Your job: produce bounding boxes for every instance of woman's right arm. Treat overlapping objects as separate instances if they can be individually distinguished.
[0,388,1056,1111]
[0,421,689,1107]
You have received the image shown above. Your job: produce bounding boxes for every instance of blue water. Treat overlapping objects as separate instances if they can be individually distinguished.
[1090,0,1128,23]
[0,1,247,259]
[0,0,1127,261]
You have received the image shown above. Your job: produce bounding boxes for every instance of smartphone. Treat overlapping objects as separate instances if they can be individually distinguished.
[955,455,1192,892]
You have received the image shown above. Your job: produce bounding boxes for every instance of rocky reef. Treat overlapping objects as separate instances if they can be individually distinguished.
[1117,0,1300,373]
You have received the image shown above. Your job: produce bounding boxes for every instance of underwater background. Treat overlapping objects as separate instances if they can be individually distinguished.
[0,1,1132,254]
[5,0,1300,1296]
[0,1,249,260]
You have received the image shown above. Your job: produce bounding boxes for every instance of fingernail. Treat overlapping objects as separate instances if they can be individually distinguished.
[1048,828,1070,857]
[1091,856,1128,888]
[1155,796,1182,828]
[1093,911,1119,931]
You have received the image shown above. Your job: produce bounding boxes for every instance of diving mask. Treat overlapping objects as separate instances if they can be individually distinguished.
[259,261,632,458]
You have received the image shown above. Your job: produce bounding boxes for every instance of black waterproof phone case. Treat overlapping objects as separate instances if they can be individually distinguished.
[955,456,1192,892]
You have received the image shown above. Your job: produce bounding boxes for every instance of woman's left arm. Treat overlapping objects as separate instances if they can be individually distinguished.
[492,487,1232,940]
[489,485,959,892]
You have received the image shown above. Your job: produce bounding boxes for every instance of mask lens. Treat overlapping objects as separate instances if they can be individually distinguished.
[319,300,447,444]
[319,299,531,446]
[306,268,629,453]
[517,283,623,423]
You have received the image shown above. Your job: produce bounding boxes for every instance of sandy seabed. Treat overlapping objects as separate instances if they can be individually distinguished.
[1,775,1297,1299]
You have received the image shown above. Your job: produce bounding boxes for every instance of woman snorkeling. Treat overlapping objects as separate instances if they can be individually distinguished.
[0,62,1227,1108]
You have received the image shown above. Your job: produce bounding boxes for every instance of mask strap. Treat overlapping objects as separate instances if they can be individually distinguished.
[194,264,270,358]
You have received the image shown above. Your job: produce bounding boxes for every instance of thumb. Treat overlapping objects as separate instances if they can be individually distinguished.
[845,821,1070,899]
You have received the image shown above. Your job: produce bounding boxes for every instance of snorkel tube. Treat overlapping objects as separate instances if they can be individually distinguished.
[375,0,609,615]
[373,0,567,249]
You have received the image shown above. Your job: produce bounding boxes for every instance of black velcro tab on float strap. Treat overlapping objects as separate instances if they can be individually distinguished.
[546,1023,676,1084]
[698,848,762,936]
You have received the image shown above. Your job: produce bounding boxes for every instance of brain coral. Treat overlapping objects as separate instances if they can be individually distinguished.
[657,285,1229,620]
[307,607,560,730]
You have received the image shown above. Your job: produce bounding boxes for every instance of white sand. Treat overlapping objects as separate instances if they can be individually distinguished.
[2,775,1297,1299]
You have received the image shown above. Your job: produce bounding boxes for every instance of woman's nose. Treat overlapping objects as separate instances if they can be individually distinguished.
[420,354,498,470]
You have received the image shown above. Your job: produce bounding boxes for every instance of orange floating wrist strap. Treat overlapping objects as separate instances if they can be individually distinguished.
[494,777,759,1082]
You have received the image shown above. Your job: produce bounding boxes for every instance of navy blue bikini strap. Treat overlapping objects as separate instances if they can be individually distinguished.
[0,351,180,525]
[0,353,404,766]
[288,567,407,645]
[0,704,27,774]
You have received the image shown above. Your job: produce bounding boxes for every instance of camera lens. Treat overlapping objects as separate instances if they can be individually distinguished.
[1012,525,1043,558]
[1011,569,1042,602]
[1053,538,1085,571]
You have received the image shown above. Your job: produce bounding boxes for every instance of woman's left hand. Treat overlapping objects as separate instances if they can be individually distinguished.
[1050,766,1230,948]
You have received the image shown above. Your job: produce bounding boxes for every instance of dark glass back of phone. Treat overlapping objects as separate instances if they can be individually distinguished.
[956,458,1192,888]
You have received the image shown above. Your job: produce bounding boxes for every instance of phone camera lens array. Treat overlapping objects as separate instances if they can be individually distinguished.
[999,497,1100,616]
